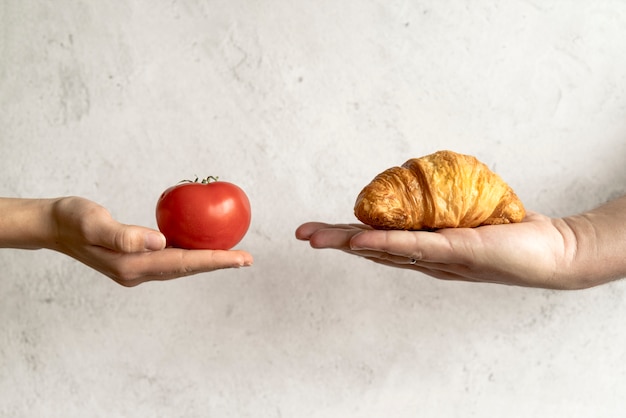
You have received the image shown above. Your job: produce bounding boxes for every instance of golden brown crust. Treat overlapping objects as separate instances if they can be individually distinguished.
[354,150,525,230]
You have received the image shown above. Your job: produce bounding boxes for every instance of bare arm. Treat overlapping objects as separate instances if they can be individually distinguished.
[556,195,626,287]
[1,197,253,286]
[296,195,626,289]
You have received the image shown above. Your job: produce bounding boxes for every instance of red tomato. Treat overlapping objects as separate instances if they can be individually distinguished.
[155,177,251,250]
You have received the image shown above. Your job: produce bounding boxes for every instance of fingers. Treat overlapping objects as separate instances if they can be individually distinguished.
[110,225,166,253]
[93,219,166,253]
[295,222,329,240]
[296,222,489,282]
[300,224,466,265]
[295,222,371,241]
[347,248,419,266]
[367,258,482,282]
[100,248,254,287]
[349,229,477,265]
[296,222,375,254]
[296,222,460,264]
[148,248,253,273]
[76,201,165,253]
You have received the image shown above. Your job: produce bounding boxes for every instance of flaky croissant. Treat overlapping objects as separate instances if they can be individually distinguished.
[354,150,525,230]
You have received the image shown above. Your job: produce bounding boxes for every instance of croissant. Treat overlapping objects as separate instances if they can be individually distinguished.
[354,150,525,230]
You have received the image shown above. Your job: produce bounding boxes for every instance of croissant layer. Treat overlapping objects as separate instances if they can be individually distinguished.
[354,150,525,230]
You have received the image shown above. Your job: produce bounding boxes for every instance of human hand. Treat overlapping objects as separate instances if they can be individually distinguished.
[296,212,589,289]
[50,197,253,286]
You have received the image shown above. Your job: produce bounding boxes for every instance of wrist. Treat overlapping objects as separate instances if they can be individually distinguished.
[0,197,61,250]
[556,208,626,289]
[552,215,596,289]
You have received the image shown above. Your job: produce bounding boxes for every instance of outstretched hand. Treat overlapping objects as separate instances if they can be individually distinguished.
[50,197,253,286]
[296,212,588,289]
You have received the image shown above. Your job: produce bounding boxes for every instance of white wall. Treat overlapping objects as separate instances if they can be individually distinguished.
[2,1,626,416]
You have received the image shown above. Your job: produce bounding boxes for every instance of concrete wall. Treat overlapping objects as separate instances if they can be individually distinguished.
[2,1,626,416]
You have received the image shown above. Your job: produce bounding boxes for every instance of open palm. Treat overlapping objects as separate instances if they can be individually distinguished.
[296,212,586,289]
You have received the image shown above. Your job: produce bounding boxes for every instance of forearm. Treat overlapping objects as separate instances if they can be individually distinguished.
[0,197,60,250]
[559,195,626,288]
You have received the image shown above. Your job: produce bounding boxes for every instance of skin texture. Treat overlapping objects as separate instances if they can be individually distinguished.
[296,195,626,290]
[0,197,253,287]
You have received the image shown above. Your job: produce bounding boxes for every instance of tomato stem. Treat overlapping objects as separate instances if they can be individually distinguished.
[200,176,219,184]
[179,176,220,184]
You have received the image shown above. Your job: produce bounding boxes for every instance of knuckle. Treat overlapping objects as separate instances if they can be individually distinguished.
[114,228,141,253]
[113,278,140,288]
[106,260,142,286]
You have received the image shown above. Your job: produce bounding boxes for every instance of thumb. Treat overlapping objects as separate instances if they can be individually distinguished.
[100,221,166,253]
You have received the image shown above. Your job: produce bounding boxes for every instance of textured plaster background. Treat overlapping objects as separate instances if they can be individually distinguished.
[2,1,626,417]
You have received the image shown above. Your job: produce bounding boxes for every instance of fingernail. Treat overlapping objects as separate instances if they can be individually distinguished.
[350,234,366,250]
[144,232,166,250]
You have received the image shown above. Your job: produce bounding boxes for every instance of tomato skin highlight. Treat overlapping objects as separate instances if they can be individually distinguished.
[155,180,251,250]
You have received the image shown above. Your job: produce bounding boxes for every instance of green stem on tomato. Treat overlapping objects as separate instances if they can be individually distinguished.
[178,175,220,184]
[201,176,219,184]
